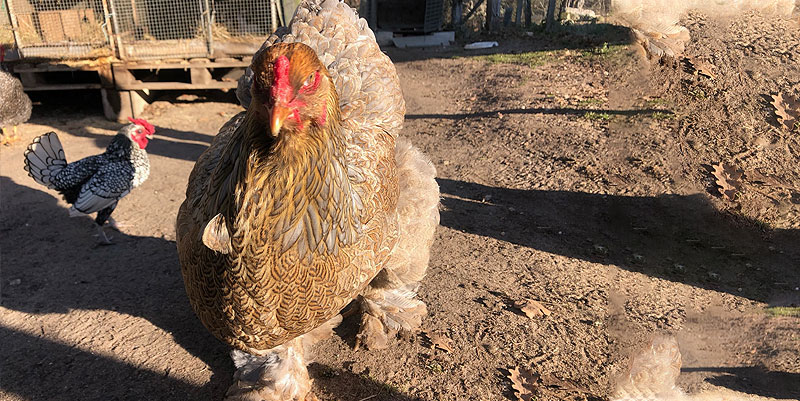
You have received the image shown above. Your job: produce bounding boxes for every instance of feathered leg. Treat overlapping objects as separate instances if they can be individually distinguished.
[225,315,342,401]
[356,138,440,350]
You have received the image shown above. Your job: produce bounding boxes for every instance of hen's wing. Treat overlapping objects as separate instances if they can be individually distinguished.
[71,161,135,214]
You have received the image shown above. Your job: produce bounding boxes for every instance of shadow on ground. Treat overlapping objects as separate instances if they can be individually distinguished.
[682,366,800,399]
[437,178,800,303]
[26,89,220,162]
[406,107,670,120]
[0,177,424,401]
[0,176,229,400]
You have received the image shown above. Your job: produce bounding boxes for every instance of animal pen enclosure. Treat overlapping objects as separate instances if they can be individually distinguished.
[1,0,283,121]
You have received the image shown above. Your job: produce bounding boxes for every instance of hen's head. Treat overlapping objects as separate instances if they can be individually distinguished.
[123,117,155,149]
[250,43,336,137]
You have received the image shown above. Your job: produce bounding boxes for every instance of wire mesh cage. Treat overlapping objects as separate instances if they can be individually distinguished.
[3,0,278,60]
[2,1,14,48]
[110,0,212,59]
[110,0,276,60]
[5,0,113,58]
[212,0,276,41]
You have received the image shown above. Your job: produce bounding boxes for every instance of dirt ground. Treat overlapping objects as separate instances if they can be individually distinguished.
[2,10,799,401]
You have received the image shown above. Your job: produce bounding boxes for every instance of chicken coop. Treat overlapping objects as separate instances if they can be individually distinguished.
[1,0,294,121]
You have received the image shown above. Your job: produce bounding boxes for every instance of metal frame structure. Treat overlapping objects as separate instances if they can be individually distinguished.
[1,0,278,121]
[2,0,277,60]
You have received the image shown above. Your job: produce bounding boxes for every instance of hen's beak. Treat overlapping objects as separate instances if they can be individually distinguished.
[145,133,154,140]
[270,104,290,135]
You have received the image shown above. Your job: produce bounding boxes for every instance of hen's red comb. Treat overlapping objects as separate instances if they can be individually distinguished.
[271,55,292,104]
[128,117,155,136]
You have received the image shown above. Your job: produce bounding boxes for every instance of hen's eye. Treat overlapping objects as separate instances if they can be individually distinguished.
[136,129,143,134]
[302,72,315,87]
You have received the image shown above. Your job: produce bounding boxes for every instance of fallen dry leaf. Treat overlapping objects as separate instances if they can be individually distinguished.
[515,299,552,318]
[771,90,800,131]
[509,367,598,401]
[682,56,716,79]
[712,163,743,201]
[508,367,539,401]
[424,331,454,353]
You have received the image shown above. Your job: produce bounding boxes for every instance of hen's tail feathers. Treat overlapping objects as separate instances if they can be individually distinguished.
[23,132,67,189]
[356,139,439,350]
[371,138,440,290]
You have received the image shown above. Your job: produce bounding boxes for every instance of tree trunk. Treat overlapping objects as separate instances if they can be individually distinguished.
[545,0,557,31]
[486,0,501,31]
[524,0,531,26]
[452,0,463,26]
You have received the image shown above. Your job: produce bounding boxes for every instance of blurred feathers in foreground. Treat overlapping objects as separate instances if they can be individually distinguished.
[611,0,796,60]
[613,336,782,401]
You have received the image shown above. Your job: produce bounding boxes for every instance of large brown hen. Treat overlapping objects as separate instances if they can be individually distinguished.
[176,1,440,399]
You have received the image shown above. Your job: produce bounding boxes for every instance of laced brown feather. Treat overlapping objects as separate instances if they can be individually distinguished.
[177,42,398,353]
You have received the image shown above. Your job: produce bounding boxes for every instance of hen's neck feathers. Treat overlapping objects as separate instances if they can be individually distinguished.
[220,87,360,259]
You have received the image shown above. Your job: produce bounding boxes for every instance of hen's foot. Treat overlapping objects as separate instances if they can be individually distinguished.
[105,217,126,231]
[0,126,20,146]
[94,224,114,245]
[355,288,427,350]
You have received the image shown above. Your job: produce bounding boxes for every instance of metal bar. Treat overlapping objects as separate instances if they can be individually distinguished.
[107,0,125,59]
[4,0,23,52]
[100,0,116,55]
[276,0,285,26]
[270,0,278,33]
[202,0,213,57]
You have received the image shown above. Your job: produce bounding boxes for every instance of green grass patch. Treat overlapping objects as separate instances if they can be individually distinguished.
[645,98,669,106]
[765,306,800,317]
[651,111,675,120]
[583,111,613,121]
[580,43,629,59]
[688,88,707,99]
[577,98,605,106]
[474,50,556,68]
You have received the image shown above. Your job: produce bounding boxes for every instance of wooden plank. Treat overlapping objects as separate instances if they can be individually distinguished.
[112,66,138,85]
[18,72,42,87]
[118,60,249,70]
[15,14,38,45]
[116,81,238,90]
[23,83,103,91]
[220,68,244,82]
[190,67,212,85]
[97,65,114,87]
[13,64,103,72]
[39,11,65,43]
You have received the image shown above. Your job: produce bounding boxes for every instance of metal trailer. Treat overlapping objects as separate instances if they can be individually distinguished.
[1,0,289,121]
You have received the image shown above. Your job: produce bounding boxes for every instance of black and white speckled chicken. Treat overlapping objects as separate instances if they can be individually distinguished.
[23,118,155,244]
[0,52,32,145]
